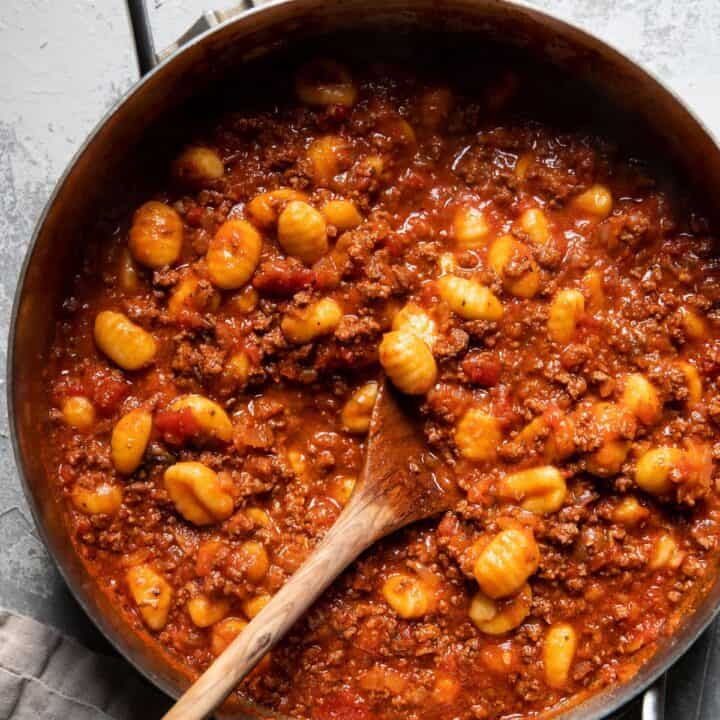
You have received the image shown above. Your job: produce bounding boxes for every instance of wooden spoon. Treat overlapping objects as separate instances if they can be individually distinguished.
[163,378,458,720]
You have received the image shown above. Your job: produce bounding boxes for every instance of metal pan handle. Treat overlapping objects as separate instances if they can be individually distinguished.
[125,0,255,75]
[122,1,669,718]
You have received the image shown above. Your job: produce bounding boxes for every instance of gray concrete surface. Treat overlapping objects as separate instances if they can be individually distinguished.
[1,1,719,717]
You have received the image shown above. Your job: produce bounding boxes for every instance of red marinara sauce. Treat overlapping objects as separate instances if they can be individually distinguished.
[45,44,720,720]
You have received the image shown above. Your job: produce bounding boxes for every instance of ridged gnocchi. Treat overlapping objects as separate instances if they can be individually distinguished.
[277,200,328,264]
[498,466,567,515]
[437,275,503,321]
[164,461,234,525]
[473,528,540,599]
[379,330,437,395]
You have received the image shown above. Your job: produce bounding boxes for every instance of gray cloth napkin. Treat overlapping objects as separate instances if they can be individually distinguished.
[0,609,170,719]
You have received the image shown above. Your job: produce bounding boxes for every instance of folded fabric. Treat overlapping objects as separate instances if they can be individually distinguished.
[0,609,171,719]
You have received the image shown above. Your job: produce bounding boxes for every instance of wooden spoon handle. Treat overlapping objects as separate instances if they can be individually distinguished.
[162,494,395,720]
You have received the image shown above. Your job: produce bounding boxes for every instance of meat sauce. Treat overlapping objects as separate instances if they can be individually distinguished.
[45,49,720,720]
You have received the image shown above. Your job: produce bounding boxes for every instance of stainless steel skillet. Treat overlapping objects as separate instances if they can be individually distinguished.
[10,0,720,717]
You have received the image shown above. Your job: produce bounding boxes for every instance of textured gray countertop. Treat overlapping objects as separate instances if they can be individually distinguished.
[1,1,719,717]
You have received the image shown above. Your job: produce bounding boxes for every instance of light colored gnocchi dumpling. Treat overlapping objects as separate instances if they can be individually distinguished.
[247,188,309,229]
[281,297,343,344]
[547,289,584,343]
[126,564,172,631]
[453,206,489,249]
[498,466,567,515]
[129,201,183,269]
[187,594,230,628]
[620,373,661,426]
[473,528,540,599]
[321,199,362,231]
[469,583,532,635]
[379,330,437,395]
[392,302,437,348]
[111,408,152,474]
[295,59,357,107]
[573,184,613,219]
[437,275,503,321]
[94,311,157,371]
[455,408,502,462]
[207,219,262,290]
[167,394,233,444]
[62,396,95,431]
[71,483,122,516]
[172,146,224,184]
[277,201,328,265]
[488,235,540,298]
[341,381,378,434]
[543,623,578,688]
[164,461,234,526]
[382,573,433,619]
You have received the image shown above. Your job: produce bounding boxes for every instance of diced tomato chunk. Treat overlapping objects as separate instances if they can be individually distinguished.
[252,259,315,296]
[154,407,201,445]
[462,351,501,386]
[84,367,130,415]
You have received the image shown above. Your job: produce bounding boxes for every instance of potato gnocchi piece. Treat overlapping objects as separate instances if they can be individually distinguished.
[573,184,613,218]
[453,206,489,249]
[543,623,578,688]
[111,408,152,475]
[498,466,567,515]
[172,146,224,184]
[164,461,234,526]
[473,528,540,599]
[62,396,95,431]
[281,298,343,344]
[620,373,661,426]
[277,201,328,265]
[455,408,502,463]
[94,311,157,371]
[379,330,437,395]
[71,483,122,516]
[295,59,357,107]
[547,289,584,343]
[437,275,503,321]
[126,565,172,631]
[187,594,230,628]
[391,302,437,348]
[128,201,183,269]
[469,583,532,634]
[321,199,362,230]
[488,235,540,298]
[167,394,233,444]
[382,573,433,619]
[207,219,262,290]
[341,381,378,434]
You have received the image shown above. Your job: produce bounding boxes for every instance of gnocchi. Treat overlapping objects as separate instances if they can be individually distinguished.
[164,461,234,525]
